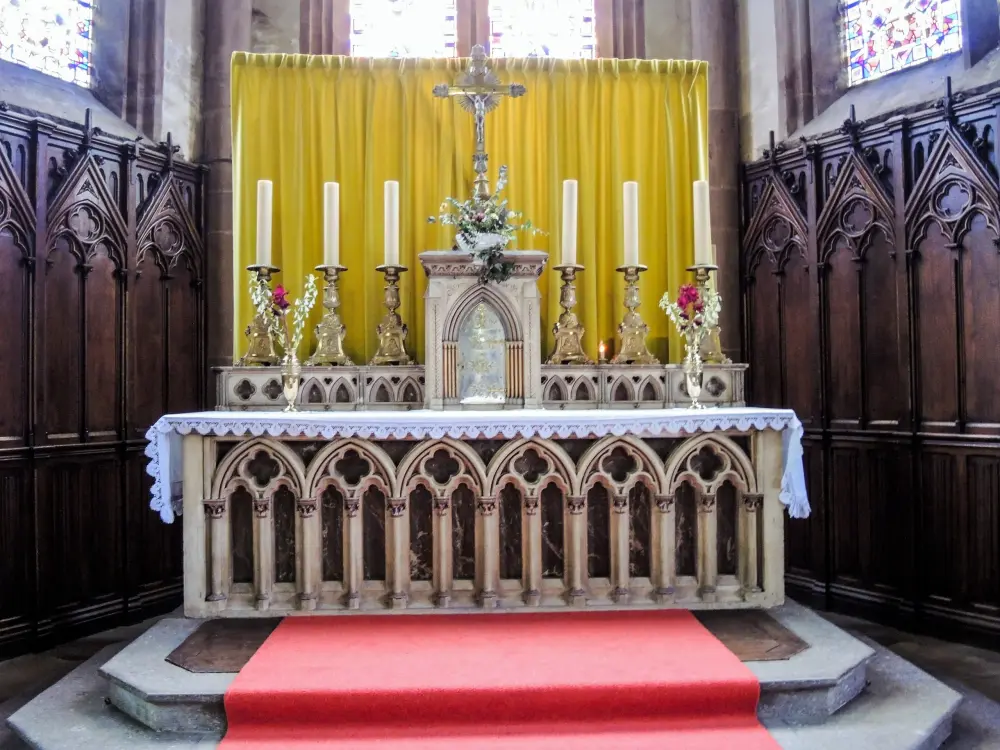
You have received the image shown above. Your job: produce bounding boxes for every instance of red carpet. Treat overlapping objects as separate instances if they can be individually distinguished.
[220,610,779,749]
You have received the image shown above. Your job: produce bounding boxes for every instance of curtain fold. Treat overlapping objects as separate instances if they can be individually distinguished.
[231,53,708,363]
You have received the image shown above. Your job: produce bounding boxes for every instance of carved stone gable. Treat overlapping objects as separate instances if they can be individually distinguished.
[904,129,1000,247]
[0,142,34,256]
[46,154,128,267]
[816,152,896,262]
[742,176,809,274]
[136,173,205,278]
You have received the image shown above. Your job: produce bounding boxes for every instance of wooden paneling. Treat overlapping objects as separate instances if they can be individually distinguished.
[0,110,205,658]
[742,93,1000,640]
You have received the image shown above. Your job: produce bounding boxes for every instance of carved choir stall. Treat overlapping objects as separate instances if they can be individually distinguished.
[146,46,809,621]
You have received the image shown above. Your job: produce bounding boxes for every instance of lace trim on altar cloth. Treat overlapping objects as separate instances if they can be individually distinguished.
[144,409,812,523]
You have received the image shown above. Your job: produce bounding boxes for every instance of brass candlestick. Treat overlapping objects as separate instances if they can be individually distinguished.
[611,264,659,365]
[307,264,354,366]
[369,264,413,366]
[238,264,280,366]
[546,264,593,365]
[687,262,730,365]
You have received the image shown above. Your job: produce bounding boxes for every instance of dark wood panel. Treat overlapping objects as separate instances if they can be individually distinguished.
[0,109,205,657]
[742,89,1000,640]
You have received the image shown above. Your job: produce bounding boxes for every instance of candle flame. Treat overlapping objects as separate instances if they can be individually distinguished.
[598,341,606,357]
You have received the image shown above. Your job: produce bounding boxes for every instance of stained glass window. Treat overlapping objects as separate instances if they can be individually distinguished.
[0,0,93,87]
[349,0,457,58]
[488,0,596,58]
[844,0,962,86]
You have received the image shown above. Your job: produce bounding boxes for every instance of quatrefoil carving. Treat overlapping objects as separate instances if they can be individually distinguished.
[513,448,549,483]
[334,449,371,486]
[425,449,460,485]
[246,451,281,487]
[688,446,725,483]
[601,447,638,483]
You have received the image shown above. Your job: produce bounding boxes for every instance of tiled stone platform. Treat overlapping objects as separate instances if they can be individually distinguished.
[5,601,968,749]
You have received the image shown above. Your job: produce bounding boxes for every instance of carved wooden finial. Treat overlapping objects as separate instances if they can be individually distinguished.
[841,104,864,151]
[158,131,181,172]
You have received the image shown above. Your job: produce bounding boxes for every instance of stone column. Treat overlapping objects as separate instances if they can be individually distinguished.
[204,498,229,609]
[652,494,675,603]
[345,496,363,608]
[296,498,320,610]
[610,494,630,603]
[697,493,718,603]
[434,498,452,606]
[252,495,273,610]
[203,0,252,379]
[524,496,542,605]
[477,498,499,608]
[388,498,409,608]
[740,493,763,595]
[566,496,587,606]
[691,0,740,360]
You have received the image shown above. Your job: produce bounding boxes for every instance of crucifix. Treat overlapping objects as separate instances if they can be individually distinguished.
[433,44,526,200]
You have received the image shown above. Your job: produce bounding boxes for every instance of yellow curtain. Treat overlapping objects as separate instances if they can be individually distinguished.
[231,53,708,363]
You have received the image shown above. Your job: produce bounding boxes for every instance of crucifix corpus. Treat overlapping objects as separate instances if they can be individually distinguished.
[433,44,526,200]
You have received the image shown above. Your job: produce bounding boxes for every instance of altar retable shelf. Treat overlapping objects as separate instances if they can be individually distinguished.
[146,407,808,617]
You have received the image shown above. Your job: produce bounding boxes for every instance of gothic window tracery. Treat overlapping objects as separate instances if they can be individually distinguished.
[348,0,599,59]
[0,0,93,87]
[843,0,962,86]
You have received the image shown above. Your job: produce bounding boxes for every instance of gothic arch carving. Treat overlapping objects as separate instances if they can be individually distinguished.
[396,438,487,499]
[742,176,809,277]
[46,155,128,268]
[443,283,523,342]
[817,152,896,262]
[905,129,1000,249]
[210,438,307,504]
[0,140,34,257]
[577,436,667,499]
[662,434,756,497]
[136,173,205,279]
[486,438,576,498]
[304,439,397,502]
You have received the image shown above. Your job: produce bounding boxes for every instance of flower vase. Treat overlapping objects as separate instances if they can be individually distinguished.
[281,354,301,412]
[683,333,705,410]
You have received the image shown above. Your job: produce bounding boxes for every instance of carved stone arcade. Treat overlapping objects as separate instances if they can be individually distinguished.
[182,430,785,617]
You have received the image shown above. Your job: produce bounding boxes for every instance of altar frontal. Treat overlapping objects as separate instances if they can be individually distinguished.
[148,48,810,620]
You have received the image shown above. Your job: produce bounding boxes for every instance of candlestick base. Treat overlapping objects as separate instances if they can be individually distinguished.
[612,264,659,366]
[238,264,281,366]
[686,263,730,365]
[307,265,354,366]
[369,264,413,366]
[547,264,593,365]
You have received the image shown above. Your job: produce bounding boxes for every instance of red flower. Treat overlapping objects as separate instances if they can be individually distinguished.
[273,285,290,310]
[676,283,700,310]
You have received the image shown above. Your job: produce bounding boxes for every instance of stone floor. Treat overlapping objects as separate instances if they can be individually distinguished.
[2,608,999,749]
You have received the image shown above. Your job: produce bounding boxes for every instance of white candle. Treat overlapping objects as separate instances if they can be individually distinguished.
[323,182,340,267]
[623,181,639,267]
[693,180,713,266]
[255,179,273,267]
[384,180,399,266]
[561,179,578,266]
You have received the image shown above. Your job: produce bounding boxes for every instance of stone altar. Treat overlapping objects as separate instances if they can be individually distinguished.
[146,408,808,618]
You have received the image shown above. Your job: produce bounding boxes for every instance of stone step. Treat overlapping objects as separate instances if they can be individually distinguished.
[6,644,220,750]
[99,600,877,735]
[765,636,963,750]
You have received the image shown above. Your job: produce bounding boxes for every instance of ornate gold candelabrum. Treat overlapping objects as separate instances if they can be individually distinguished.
[546,264,593,365]
[369,264,412,366]
[687,262,730,365]
[238,264,280,366]
[306,264,354,366]
[611,264,659,365]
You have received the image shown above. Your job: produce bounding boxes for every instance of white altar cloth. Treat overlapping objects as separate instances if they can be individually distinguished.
[145,408,810,524]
